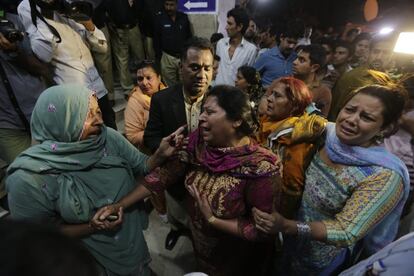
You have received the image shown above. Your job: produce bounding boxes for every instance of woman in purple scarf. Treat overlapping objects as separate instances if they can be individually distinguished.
[94,85,281,276]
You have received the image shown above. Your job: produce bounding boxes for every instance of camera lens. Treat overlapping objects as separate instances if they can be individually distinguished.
[8,31,23,42]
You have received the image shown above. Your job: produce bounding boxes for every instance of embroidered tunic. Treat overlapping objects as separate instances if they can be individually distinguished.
[289,153,404,275]
[144,129,281,276]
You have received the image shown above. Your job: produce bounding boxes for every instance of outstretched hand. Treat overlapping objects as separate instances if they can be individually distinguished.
[157,125,187,159]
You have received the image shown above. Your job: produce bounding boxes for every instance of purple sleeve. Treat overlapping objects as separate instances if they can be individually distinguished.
[238,174,281,241]
[142,158,187,195]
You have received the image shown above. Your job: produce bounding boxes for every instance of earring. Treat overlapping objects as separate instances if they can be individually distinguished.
[374,132,384,144]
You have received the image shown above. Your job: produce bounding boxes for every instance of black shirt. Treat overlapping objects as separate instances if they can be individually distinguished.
[153,11,192,59]
[104,0,140,27]
[138,0,163,37]
[92,2,108,29]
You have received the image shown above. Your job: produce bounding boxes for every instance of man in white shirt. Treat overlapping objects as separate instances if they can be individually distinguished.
[18,0,117,129]
[215,7,257,86]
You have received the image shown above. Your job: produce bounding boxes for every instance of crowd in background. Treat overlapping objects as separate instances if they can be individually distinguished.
[1,0,414,275]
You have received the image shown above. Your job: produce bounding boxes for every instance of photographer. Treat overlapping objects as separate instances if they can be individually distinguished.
[0,10,50,209]
[17,0,117,129]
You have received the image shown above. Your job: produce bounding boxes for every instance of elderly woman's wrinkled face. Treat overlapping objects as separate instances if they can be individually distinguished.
[137,66,162,96]
[336,93,384,147]
[80,96,103,140]
[266,82,293,122]
[199,96,238,147]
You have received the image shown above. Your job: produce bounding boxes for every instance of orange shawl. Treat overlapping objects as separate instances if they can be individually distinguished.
[256,113,327,218]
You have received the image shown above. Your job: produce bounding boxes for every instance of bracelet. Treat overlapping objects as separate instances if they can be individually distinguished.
[207,215,217,224]
[296,222,311,241]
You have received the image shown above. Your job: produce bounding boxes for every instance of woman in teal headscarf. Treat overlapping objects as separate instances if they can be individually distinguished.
[6,84,184,276]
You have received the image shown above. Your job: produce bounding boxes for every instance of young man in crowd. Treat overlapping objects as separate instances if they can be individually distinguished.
[256,23,277,58]
[331,40,353,77]
[212,54,221,86]
[144,37,214,250]
[17,0,117,129]
[328,36,395,121]
[319,37,334,65]
[293,44,332,116]
[214,7,257,86]
[322,40,353,89]
[105,0,145,94]
[254,19,304,88]
[244,18,258,43]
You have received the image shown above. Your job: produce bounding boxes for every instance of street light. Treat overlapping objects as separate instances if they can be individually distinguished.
[394,32,414,55]
[379,27,394,35]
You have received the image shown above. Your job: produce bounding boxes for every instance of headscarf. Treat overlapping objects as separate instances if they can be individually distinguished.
[325,122,410,253]
[7,84,149,274]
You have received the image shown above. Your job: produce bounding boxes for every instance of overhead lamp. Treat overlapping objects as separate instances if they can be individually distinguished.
[394,32,414,55]
[379,27,394,35]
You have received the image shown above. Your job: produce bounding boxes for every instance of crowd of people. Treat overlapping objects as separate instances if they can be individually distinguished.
[1,0,414,275]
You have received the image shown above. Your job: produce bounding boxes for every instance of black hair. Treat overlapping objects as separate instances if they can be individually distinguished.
[400,74,414,99]
[227,7,250,35]
[345,28,360,39]
[334,39,354,57]
[207,85,258,136]
[281,19,305,40]
[210,32,224,44]
[214,54,221,62]
[237,66,263,103]
[238,66,260,86]
[29,0,62,43]
[318,37,335,50]
[295,44,306,53]
[180,36,214,61]
[268,23,278,37]
[300,44,327,67]
[0,221,99,276]
[353,32,372,46]
[134,60,161,76]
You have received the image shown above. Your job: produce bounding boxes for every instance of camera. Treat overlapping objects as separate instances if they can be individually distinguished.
[0,19,23,43]
[62,1,94,21]
[34,0,94,21]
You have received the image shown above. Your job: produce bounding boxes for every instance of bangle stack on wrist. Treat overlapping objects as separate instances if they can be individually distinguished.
[296,222,311,242]
[208,215,217,224]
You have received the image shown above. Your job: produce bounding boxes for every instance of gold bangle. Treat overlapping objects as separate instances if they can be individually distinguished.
[208,216,217,224]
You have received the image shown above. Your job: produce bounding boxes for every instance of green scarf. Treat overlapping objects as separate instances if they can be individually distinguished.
[8,84,149,275]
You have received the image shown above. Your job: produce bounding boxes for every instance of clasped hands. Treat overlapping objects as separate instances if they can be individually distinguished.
[252,208,286,235]
[186,181,286,233]
[90,204,123,231]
